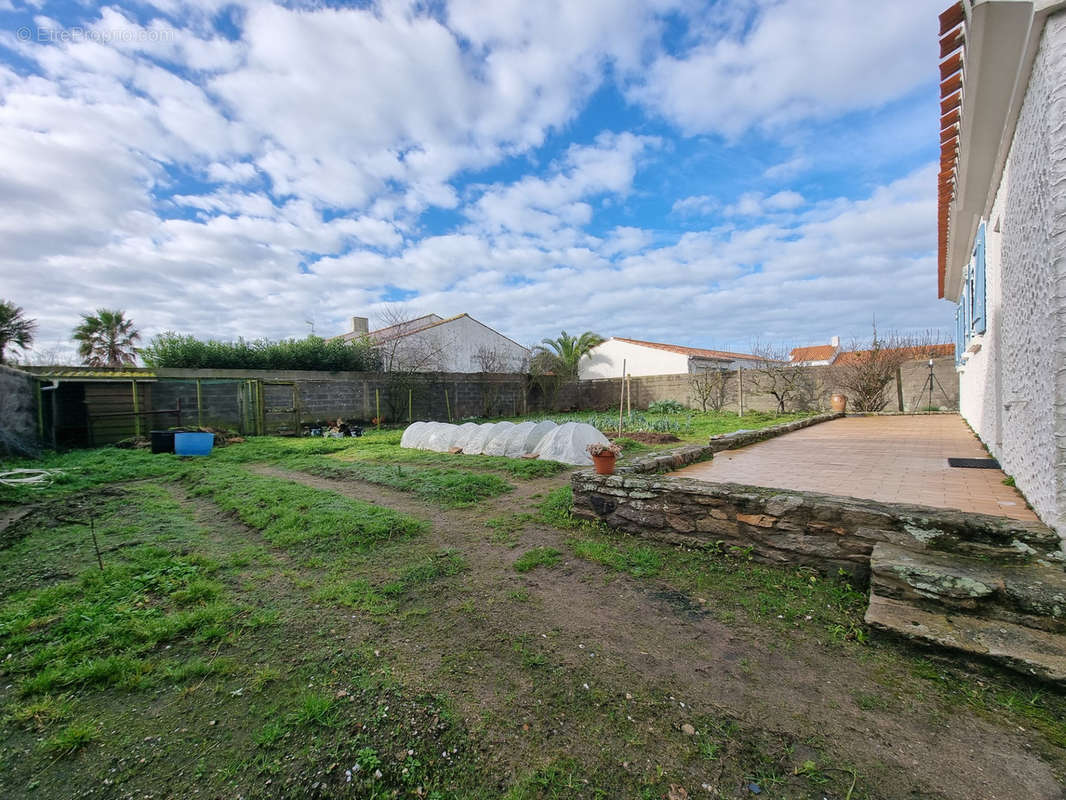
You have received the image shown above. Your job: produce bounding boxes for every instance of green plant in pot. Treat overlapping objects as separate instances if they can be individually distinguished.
[587,442,623,475]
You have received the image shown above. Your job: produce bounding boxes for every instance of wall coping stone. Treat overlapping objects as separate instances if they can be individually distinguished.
[620,411,843,475]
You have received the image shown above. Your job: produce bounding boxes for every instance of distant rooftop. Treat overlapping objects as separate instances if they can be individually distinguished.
[611,337,771,362]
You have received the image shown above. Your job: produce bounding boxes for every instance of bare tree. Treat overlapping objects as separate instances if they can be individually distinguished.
[373,305,453,422]
[747,344,815,413]
[474,345,527,417]
[830,328,949,412]
[527,347,565,412]
[689,368,732,412]
[374,304,451,373]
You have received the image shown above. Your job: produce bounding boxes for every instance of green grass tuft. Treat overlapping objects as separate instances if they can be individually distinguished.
[513,547,562,573]
[43,721,95,756]
[186,464,426,551]
[0,546,238,697]
[283,458,513,507]
[315,549,467,615]
[568,537,663,577]
[291,692,338,727]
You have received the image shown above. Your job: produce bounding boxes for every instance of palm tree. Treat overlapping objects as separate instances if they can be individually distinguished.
[0,300,37,364]
[533,330,605,379]
[73,309,141,367]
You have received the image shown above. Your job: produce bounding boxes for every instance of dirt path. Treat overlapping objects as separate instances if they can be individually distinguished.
[247,465,1065,799]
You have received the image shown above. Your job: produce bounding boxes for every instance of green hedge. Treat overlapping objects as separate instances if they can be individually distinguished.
[141,332,380,372]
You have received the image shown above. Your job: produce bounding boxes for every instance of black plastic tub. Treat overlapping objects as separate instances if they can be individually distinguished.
[150,430,175,454]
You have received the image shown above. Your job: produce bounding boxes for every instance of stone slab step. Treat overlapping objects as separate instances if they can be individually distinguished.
[870,542,1066,633]
[865,592,1066,685]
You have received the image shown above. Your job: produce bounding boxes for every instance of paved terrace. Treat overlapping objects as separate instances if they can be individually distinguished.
[673,414,1038,522]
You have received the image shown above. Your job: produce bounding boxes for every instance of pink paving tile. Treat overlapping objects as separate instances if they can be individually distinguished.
[673,414,1038,522]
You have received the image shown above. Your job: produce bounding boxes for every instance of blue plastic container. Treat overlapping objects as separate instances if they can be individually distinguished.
[174,432,214,456]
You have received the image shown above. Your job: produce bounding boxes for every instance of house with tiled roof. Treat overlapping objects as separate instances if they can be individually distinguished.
[789,337,841,367]
[578,337,770,379]
[332,313,529,373]
[937,0,1066,538]
[832,343,955,368]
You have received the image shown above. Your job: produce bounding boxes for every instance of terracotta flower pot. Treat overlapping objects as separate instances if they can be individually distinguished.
[591,452,617,475]
[830,394,847,413]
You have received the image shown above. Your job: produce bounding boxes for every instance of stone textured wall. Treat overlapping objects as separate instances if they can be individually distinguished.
[571,471,1061,584]
[958,12,1066,537]
[0,365,38,454]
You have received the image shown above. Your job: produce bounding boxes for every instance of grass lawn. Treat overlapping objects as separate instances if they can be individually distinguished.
[1,426,1064,799]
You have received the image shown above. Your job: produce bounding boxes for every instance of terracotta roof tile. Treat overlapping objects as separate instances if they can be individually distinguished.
[789,345,837,363]
[835,344,954,366]
[611,337,770,362]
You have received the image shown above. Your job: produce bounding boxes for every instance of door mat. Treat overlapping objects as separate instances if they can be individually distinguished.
[947,457,1001,469]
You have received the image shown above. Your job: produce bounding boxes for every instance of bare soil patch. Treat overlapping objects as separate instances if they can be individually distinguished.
[253,465,1066,799]
[610,431,682,444]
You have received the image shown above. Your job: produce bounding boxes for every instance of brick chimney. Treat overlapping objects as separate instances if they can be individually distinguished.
[350,316,369,336]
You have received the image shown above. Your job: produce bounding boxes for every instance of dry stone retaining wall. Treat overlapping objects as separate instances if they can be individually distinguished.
[571,473,1061,584]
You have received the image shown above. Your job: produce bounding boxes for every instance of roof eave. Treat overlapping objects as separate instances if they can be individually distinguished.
[943,0,1035,301]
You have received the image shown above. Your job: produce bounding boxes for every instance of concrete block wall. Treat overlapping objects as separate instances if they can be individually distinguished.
[143,369,538,432]
[565,356,958,415]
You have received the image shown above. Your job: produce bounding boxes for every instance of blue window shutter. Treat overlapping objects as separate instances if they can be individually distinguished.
[973,223,987,333]
[961,278,971,345]
[955,307,964,365]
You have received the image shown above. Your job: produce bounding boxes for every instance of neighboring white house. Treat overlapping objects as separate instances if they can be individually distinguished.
[579,337,767,379]
[332,313,529,373]
[789,337,841,367]
[938,0,1066,538]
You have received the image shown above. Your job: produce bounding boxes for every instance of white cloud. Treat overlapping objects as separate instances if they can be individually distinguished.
[465,131,659,236]
[206,161,258,184]
[671,194,718,216]
[762,155,809,181]
[727,190,804,217]
[1,0,948,363]
[629,0,936,137]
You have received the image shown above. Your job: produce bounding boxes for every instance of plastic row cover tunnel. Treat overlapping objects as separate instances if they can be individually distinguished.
[399,420,610,466]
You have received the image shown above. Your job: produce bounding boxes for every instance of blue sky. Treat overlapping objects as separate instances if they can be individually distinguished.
[0,0,943,360]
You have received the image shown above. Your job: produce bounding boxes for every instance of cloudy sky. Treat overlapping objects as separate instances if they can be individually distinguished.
[1,0,943,361]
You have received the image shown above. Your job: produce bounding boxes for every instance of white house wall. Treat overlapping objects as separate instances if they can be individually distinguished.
[579,340,690,379]
[393,315,529,373]
[958,11,1066,537]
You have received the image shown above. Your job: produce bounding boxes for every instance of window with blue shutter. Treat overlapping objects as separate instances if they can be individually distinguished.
[960,275,971,351]
[972,222,987,333]
[955,307,964,365]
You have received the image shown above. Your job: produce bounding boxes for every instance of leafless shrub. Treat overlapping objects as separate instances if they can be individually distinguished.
[830,328,949,412]
[747,344,815,413]
[689,368,732,412]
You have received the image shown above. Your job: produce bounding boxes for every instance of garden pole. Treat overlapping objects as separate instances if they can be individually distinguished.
[90,515,103,571]
[618,359,626,437]
[131,381,141,437]
[737,366,744,417]
[444,388,452,422]
[196,378,203,427]
[895,366,904,412]
[408,388,413,422]
[375,389,381,429]
[35,380,44,440]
